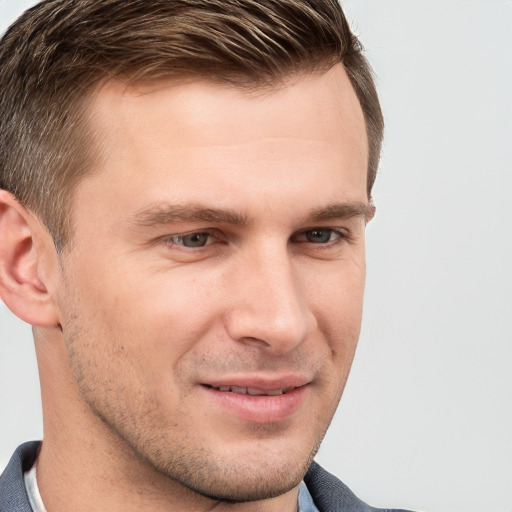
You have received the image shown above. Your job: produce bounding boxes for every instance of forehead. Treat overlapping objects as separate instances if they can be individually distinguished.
[89,64,367,159]
[78,65,368,223]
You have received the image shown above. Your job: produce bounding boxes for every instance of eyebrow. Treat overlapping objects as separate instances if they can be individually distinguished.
[131,200,373,229]
[132,203,248,228]
[303,201,375,223]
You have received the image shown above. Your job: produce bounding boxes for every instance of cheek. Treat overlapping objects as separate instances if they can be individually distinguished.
[307,259,366,331]
[305,262,365,393]
[87,267,225,382]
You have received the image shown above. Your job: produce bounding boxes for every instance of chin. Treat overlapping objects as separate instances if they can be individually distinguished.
[170,461,308,503]
[145,438,319,503]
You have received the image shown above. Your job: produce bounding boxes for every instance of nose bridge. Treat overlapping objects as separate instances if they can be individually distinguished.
[224,241,316,352]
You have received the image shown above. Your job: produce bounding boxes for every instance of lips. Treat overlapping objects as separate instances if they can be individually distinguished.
[200,377,310,424]
[206,384,295,396]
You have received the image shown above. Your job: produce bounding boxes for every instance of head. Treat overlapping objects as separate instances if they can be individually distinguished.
[0,0,383,508]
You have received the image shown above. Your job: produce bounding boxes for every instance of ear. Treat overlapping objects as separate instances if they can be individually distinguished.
[0,190,60,327]
[365,199,376,224]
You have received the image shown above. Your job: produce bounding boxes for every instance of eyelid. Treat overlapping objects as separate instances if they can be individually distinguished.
[292,227,351,244]
[160,229,221,248]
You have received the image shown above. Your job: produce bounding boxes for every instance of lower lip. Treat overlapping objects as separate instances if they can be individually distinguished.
[201,385,308,424]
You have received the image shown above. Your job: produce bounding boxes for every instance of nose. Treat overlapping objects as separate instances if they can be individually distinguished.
[223,245,317,354]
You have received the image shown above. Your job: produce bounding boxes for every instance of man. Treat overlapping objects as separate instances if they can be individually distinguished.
[0,1,410,510]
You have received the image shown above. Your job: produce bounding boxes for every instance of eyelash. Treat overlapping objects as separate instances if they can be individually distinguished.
[291,228,350,246]
[161,228,350,250]
[163,231,219,249]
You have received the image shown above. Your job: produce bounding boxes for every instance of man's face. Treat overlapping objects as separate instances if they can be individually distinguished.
[54,64,369,501]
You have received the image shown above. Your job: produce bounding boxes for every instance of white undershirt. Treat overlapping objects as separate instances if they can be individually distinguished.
[23,463,47,512]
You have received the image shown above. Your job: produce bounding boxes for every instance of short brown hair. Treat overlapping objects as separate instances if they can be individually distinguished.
[0,0,383,250]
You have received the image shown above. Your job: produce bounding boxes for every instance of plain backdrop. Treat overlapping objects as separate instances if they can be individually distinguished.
[1,1,511,511]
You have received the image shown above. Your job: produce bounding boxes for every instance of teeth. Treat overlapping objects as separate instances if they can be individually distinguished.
[247,387,266,396]
[213,385,288,396]
[266,389,284,395]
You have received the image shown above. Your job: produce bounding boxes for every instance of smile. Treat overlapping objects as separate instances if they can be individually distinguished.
[201,382,309,424]
[206,385,295,396]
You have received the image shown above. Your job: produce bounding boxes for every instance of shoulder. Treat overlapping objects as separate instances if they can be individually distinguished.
[0,441,40,512]
[304,461,414,512]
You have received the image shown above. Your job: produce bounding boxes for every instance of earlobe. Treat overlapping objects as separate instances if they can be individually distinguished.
[0,190,60,327]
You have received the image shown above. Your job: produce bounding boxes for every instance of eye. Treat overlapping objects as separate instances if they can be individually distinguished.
[168,232,212,248]
[293,228,345,244]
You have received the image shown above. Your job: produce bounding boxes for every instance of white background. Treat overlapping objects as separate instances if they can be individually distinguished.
[1,1,511,511]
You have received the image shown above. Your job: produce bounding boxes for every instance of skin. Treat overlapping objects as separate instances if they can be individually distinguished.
[0,63,370,511]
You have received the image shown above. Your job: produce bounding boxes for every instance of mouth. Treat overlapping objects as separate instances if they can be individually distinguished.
[204,384,296,396]
[200,380,309,424]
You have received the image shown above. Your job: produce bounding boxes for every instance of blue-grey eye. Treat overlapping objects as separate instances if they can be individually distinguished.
[177,232,210,248]
[304,229,335,243]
